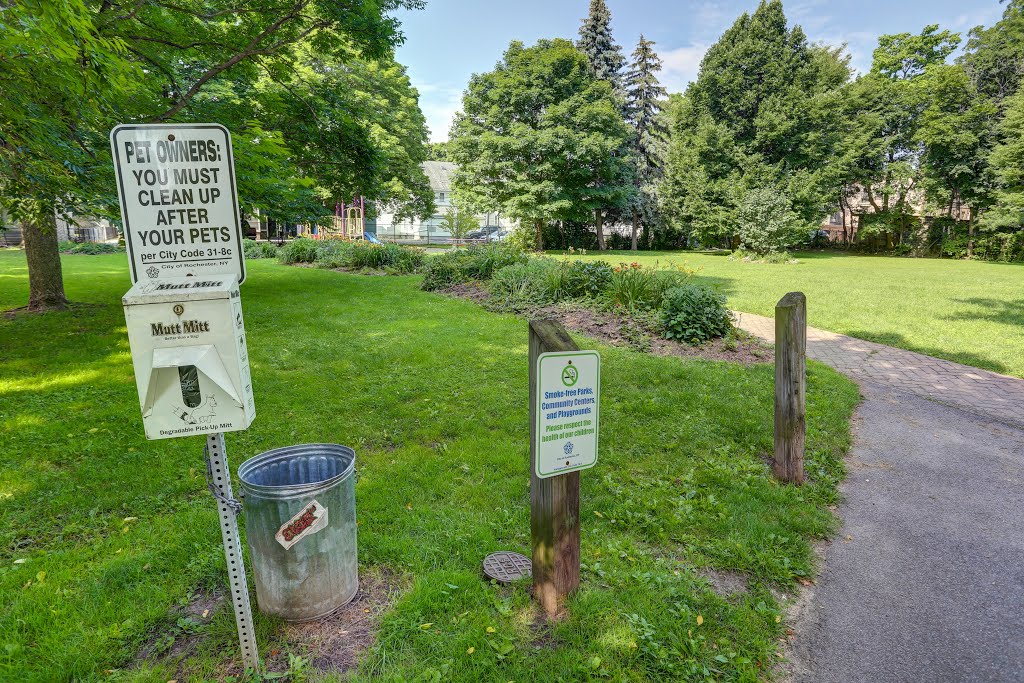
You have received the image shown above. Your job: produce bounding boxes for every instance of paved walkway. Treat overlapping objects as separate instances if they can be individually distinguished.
[734,311,1024,429]
[734,312,1024,682]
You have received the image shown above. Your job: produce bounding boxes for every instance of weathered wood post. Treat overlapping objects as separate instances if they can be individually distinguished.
[774,292,807,484]
[529,320,581,617]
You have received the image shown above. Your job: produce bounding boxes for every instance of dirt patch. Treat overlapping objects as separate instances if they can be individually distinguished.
[697,567,751,596]
[528,611,561,649]
[773,543,826,683]
[135,588,226,665]
[261,567,406,676]
[443,281,491,305]
[439,286,773,365]
[556,305,771,364]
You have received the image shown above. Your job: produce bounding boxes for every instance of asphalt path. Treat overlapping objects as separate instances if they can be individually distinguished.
[788,383,1024,682]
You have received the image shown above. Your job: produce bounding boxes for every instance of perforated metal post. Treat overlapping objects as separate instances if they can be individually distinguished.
[206,432,260,671]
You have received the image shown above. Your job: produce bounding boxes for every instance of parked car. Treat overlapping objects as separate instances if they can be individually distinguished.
[486,229,509,242]
[465,226,501,241]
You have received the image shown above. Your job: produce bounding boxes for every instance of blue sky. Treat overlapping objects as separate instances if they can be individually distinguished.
[393,0,1005,141]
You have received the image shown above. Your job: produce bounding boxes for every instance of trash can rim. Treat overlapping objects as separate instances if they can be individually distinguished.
[237,443,355,496]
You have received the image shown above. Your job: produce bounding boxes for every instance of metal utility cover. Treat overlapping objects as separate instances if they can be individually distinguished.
[535,351,600,479]
[110,123,246,284]
[483,552,532,583]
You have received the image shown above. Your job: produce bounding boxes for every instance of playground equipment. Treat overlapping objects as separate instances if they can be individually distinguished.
[308,198,367,240]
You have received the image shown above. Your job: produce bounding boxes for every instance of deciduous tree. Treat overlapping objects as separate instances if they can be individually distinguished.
[448,40,632,250]
[1,0,424,311]
[659,0,848,248]
[980,88,1024,232]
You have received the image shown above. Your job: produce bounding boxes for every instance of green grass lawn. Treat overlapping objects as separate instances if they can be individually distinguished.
[0,251,857,682]
[561,250,1024,378]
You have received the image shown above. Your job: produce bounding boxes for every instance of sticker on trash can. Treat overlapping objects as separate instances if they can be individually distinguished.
[276,500,329,550]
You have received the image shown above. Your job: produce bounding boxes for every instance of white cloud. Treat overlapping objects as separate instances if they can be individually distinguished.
[658,43,709,94]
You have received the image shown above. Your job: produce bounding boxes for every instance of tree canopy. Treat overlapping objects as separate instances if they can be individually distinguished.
[660,0,849,249]
[448,39,633,249]
[0,0,431,310]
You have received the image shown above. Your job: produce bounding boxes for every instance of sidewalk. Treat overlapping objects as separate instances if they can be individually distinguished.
[734,310,1024,683]
[734,311,1024,428]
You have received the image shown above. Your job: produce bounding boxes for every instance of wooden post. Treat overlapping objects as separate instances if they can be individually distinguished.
[774,292,806,484]
[529,320,580,618]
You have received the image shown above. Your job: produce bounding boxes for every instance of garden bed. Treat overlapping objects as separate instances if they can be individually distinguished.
[441,281,773,364]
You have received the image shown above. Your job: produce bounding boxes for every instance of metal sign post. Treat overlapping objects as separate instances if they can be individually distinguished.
[114,121,260,672]
[205,432,260,671]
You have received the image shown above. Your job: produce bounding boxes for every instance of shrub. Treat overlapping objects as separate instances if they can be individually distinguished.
[243,239,278,259]
[301,240,424,273]
[462,243,528,279]
[730,248,796,264]
[278,237,320,264]
[313,239,353,268]
[736,187,808,255]
[58,241,123,255]
[606,232,632,250]
[489,259,558,310]
[347,242,425,272]
[607,262,692,311]
[421,251,472,290]
[608,263,658,310]
[506,226,540,252]
[420,243,528,291]
[661,284,733,345]
[564,260,613,298]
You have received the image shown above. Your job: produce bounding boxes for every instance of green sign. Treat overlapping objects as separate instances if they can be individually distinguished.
[535,351,600,478]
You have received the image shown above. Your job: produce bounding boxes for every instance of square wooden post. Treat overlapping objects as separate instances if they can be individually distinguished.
[529,320,580,618]
[774,292,807,484]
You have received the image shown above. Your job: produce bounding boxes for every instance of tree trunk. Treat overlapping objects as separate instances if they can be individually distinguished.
[23,212,69,312]
[967,208,975,258]
[630,208,639,251]
[595,209,605,250]
[534,219,544,251]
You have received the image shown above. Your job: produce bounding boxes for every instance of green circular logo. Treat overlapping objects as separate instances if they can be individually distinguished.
[561,364,579,387]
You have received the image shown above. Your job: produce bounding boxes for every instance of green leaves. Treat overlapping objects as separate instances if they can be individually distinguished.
[659,0,847,248]
[449,39,634,230]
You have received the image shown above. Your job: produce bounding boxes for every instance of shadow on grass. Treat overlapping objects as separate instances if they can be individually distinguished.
[945,298,1024,326]
[843,328,1009,376]
[691,273,739,297]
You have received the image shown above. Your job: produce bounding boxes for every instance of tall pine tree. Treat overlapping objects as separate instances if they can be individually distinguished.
[578,0,625,89]
[578,0,628,249]
[624,35,667,249]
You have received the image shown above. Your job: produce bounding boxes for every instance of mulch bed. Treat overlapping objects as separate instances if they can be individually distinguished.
[261,568,405,676]
[440,284,773,365]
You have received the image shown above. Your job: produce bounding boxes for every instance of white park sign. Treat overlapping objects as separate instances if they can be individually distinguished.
[111,123,246,284]
[535,351,600,478]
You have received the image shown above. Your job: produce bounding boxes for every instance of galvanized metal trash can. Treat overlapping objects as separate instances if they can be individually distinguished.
[238,444,358,622]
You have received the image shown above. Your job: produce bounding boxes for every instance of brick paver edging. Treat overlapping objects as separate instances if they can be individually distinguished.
[734,311,1024,429]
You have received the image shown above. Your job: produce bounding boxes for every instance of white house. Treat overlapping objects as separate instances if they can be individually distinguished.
[369,161,515,241]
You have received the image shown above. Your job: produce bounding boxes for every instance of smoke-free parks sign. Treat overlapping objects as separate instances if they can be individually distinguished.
[111,123,245,284]
[535,351,600,478]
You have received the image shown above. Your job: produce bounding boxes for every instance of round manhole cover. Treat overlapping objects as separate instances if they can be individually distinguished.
[482,551,532,583]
